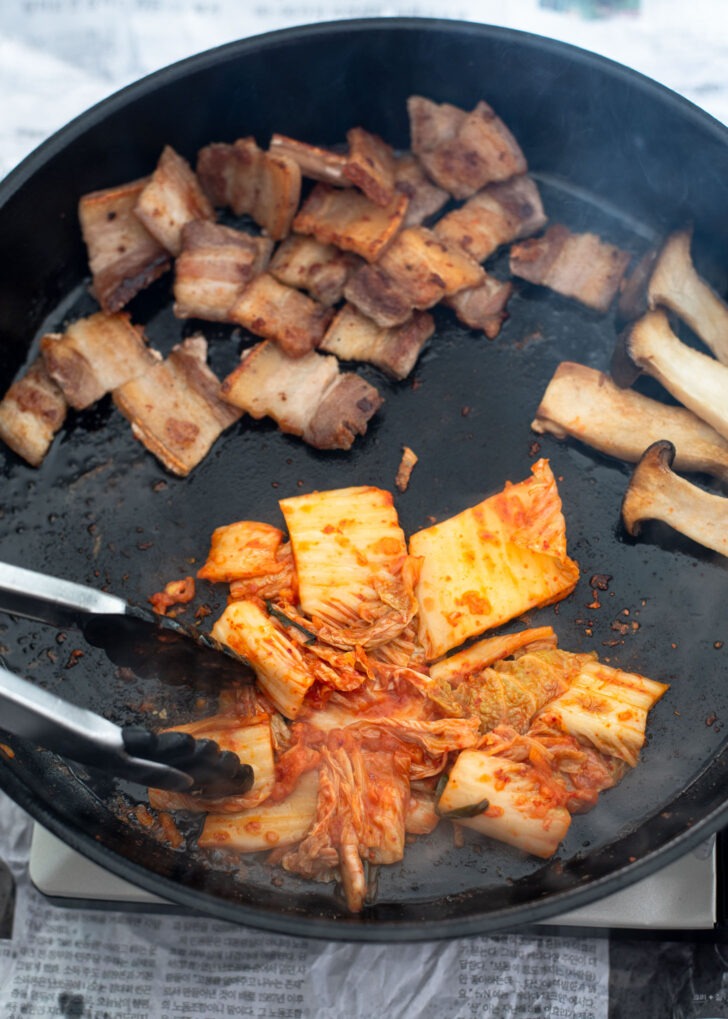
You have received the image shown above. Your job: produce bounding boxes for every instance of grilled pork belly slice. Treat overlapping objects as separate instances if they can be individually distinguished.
[0,358,67,467]
[196,138,262,214]
[344,226,485,328]
[320,303,434,379]
[269,133,350,186]
[343,127,397,207]
[305,374,383,451]
[173,221,273,321]
[268,235,361,307]
[134,145,215,256]
[220,340,382,450]
[292,182,409,262]
[407,96,527,199]
[40,311,158,411]
[78,177,171,312]
[446,274,513,338]
[510,224,631,313]
[410,458,579,660]
[434,175,547,263]
[532,361,728,483]
[393,152,449,227]
[228,272,334,357]
[113,335,242,476]
[196,137,301,241]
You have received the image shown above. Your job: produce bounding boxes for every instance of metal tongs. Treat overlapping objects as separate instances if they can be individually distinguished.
[0,562,255,797]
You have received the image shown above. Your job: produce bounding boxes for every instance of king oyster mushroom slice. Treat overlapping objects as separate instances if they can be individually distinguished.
[612,309,728,443]
[622,440,728,558]
[532,362,728,484]
[620,227,728,366]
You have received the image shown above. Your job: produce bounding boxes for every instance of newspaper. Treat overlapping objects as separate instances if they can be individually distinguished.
[0,2,727,1015]
[0,796,609,1019]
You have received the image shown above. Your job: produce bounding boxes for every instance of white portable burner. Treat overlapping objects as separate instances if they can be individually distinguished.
[28,824,718,933]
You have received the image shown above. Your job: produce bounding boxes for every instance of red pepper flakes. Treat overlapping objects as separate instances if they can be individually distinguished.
[64,648,84,669]
[149,576,195,616]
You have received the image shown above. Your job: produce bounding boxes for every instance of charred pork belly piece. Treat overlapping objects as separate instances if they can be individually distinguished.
[268,235,362,307]
[344,226,484,328]
[446,274,513,338]
[343,127,397,207]
[619,227,728,366]
[173,221,273,321]
[220,340,382,451]
[612,309,728,442]
[78,177,171,312]
[269,133,350,186]
[40,311,158,411]
[228,272,334,358]
[622,440,728,559]
[532,361,728,483]
[134,145,215,257]
[0,358,67,467]
[320,303,434,379]
[306,373,383,451]
[434,175,547,263]
[113,335,242,476]
[393,153,449,227]
[292,183,409,262]
[509,224,631,313]
[407,96,527,200]
[196,137,301,241]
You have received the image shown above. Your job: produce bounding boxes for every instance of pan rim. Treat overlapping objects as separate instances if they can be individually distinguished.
[2,16,728,940]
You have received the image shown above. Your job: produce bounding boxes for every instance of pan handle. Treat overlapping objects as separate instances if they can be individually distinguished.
[0,561,127,629]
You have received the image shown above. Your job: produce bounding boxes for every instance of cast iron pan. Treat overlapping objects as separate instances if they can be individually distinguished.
[1,19,727,940]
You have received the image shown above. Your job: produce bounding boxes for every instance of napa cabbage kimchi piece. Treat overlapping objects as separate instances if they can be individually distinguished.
[145,477,669,912]
[279,485,419,649]
[410,458,580,660]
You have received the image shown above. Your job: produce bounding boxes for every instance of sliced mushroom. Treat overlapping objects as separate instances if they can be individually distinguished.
[612,309,728,442]
[532,361,728,483]
[619,227,728,366]
[622,440,728,558]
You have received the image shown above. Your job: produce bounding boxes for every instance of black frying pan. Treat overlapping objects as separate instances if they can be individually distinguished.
[1,18,727,941]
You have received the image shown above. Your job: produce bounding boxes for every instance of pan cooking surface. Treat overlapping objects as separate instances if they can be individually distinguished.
[1,20,727,937]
